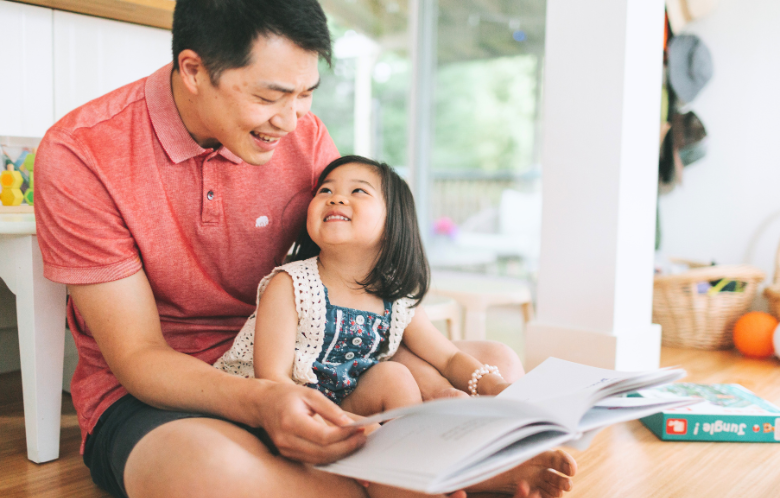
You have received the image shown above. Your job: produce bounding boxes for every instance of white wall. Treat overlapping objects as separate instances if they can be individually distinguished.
[659,0,780,302]
[0,5,171,376]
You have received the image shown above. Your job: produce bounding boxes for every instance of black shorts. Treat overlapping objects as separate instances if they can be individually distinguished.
[83,394,277,498]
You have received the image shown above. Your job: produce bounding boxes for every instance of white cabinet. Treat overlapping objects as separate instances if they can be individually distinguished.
[0,1,172,135]
[53,10,172,120]
[0,1,54,138]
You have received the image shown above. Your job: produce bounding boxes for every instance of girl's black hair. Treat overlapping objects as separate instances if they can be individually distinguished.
[290,155,430,306]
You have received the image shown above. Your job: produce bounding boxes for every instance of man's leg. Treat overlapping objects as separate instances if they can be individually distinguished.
[124,417,368,498]
[123,418,475,498]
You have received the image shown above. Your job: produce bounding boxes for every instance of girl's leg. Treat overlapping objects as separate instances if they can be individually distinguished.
[340,362,422,416]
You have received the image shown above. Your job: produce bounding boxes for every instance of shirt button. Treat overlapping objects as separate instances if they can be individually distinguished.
[207,191,214,200]
[345,352,355,360]
[352,337,362,346]
[356,316,365,325]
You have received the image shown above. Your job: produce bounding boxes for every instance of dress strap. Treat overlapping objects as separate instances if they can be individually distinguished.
[378,297,416,361]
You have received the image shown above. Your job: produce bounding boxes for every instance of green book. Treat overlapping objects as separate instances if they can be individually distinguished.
[636,383,780,442]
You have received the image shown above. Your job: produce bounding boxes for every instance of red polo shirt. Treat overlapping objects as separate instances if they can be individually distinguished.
[35,63,339,452]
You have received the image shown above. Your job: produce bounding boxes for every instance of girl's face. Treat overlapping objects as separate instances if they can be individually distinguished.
[307,163,387,254]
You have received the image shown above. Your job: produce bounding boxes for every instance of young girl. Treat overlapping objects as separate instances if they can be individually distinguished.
[215,155,512,413]
[215,155,576,497]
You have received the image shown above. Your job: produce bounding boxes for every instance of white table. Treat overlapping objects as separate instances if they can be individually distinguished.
[0,213,67,463]
[430,271,534,341]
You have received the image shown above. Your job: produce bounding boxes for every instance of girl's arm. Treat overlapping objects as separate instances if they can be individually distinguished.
[253,272,299,384]
[401,306,510,396]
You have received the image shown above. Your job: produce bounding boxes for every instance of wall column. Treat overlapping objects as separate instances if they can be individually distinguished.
[525,0,666,371]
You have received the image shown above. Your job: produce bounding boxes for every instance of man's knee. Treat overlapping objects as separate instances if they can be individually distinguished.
[125,418,273,497]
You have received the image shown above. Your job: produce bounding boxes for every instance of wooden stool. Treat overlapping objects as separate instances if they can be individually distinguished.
[421,294,462,341]
[430,272,534,341]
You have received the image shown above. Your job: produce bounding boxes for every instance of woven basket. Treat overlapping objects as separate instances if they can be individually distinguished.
[763,242,780,319]
[653,263,765,349]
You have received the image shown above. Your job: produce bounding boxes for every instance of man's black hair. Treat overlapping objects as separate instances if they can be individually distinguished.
[290,155,430,306]
[172,0,332,84]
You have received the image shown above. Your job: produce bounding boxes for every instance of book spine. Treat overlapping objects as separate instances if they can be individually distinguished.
[642,413,780,442]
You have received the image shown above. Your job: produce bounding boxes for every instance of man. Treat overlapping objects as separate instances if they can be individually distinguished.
[35,1,575,497]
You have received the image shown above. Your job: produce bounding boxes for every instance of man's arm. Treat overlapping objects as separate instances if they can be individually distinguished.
[68,269,366,464]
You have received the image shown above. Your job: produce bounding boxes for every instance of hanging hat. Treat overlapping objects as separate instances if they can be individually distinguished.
[667,34,713,104]
[666,0,719,34]
[672,110,708,166]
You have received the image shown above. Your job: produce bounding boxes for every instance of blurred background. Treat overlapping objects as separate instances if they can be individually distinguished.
[313,0,546,283]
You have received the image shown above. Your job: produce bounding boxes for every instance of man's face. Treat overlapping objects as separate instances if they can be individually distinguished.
[195,35,320,165]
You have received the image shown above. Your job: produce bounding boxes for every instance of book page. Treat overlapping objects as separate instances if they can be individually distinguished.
[349,396,557,427]
[498,358,661,402]
[577,398,700,432]
[499,358,684,403]
[431,430,574,494]
[318,409,567,491]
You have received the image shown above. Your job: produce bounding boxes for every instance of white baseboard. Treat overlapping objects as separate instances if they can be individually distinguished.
[525,322,662,371]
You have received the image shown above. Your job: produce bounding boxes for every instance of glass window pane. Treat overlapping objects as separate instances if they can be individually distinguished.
[313,1,411,167]
[429,0,546,281]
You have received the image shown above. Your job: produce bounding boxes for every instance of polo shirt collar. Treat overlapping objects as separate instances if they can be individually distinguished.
[146,63,242,165]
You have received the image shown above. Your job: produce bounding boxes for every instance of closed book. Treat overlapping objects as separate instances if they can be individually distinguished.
[637,383,780,442]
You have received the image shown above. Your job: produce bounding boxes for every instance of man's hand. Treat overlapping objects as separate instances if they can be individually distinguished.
[252,381,367,464]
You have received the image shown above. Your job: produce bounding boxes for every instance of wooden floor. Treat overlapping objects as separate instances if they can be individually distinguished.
[567,348,780,498]
[0,372,109,498]
[1,348,779,497]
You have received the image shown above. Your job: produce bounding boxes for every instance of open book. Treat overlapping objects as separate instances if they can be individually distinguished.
[316,358,698,494]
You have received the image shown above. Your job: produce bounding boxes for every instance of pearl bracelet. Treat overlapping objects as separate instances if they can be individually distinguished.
[467,364,502,397]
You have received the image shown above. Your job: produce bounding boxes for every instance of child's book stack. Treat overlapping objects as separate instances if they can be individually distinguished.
[636,383,780,442]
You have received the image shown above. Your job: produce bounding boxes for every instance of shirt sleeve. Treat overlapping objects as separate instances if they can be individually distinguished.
[308,113,341,190]
[35,127,142,285]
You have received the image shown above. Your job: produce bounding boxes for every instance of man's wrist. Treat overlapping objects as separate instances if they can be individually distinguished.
[220,375,274,427]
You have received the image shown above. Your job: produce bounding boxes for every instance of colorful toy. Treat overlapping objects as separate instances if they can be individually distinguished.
[22,152,34,205]
[1,169,24,206]
[733,311,777,358]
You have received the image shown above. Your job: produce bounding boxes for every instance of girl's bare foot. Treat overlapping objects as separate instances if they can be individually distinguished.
[467,449,577,498]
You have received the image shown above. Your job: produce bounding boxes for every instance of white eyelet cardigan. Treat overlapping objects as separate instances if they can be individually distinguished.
[214,256,416,385]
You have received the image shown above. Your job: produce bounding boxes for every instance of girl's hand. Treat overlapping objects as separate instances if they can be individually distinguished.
[478,374,512,397]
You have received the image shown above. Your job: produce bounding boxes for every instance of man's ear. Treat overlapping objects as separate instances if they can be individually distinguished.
[176,49,209,95]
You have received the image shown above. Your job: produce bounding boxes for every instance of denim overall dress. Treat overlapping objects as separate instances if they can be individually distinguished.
[310,287,392,404]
